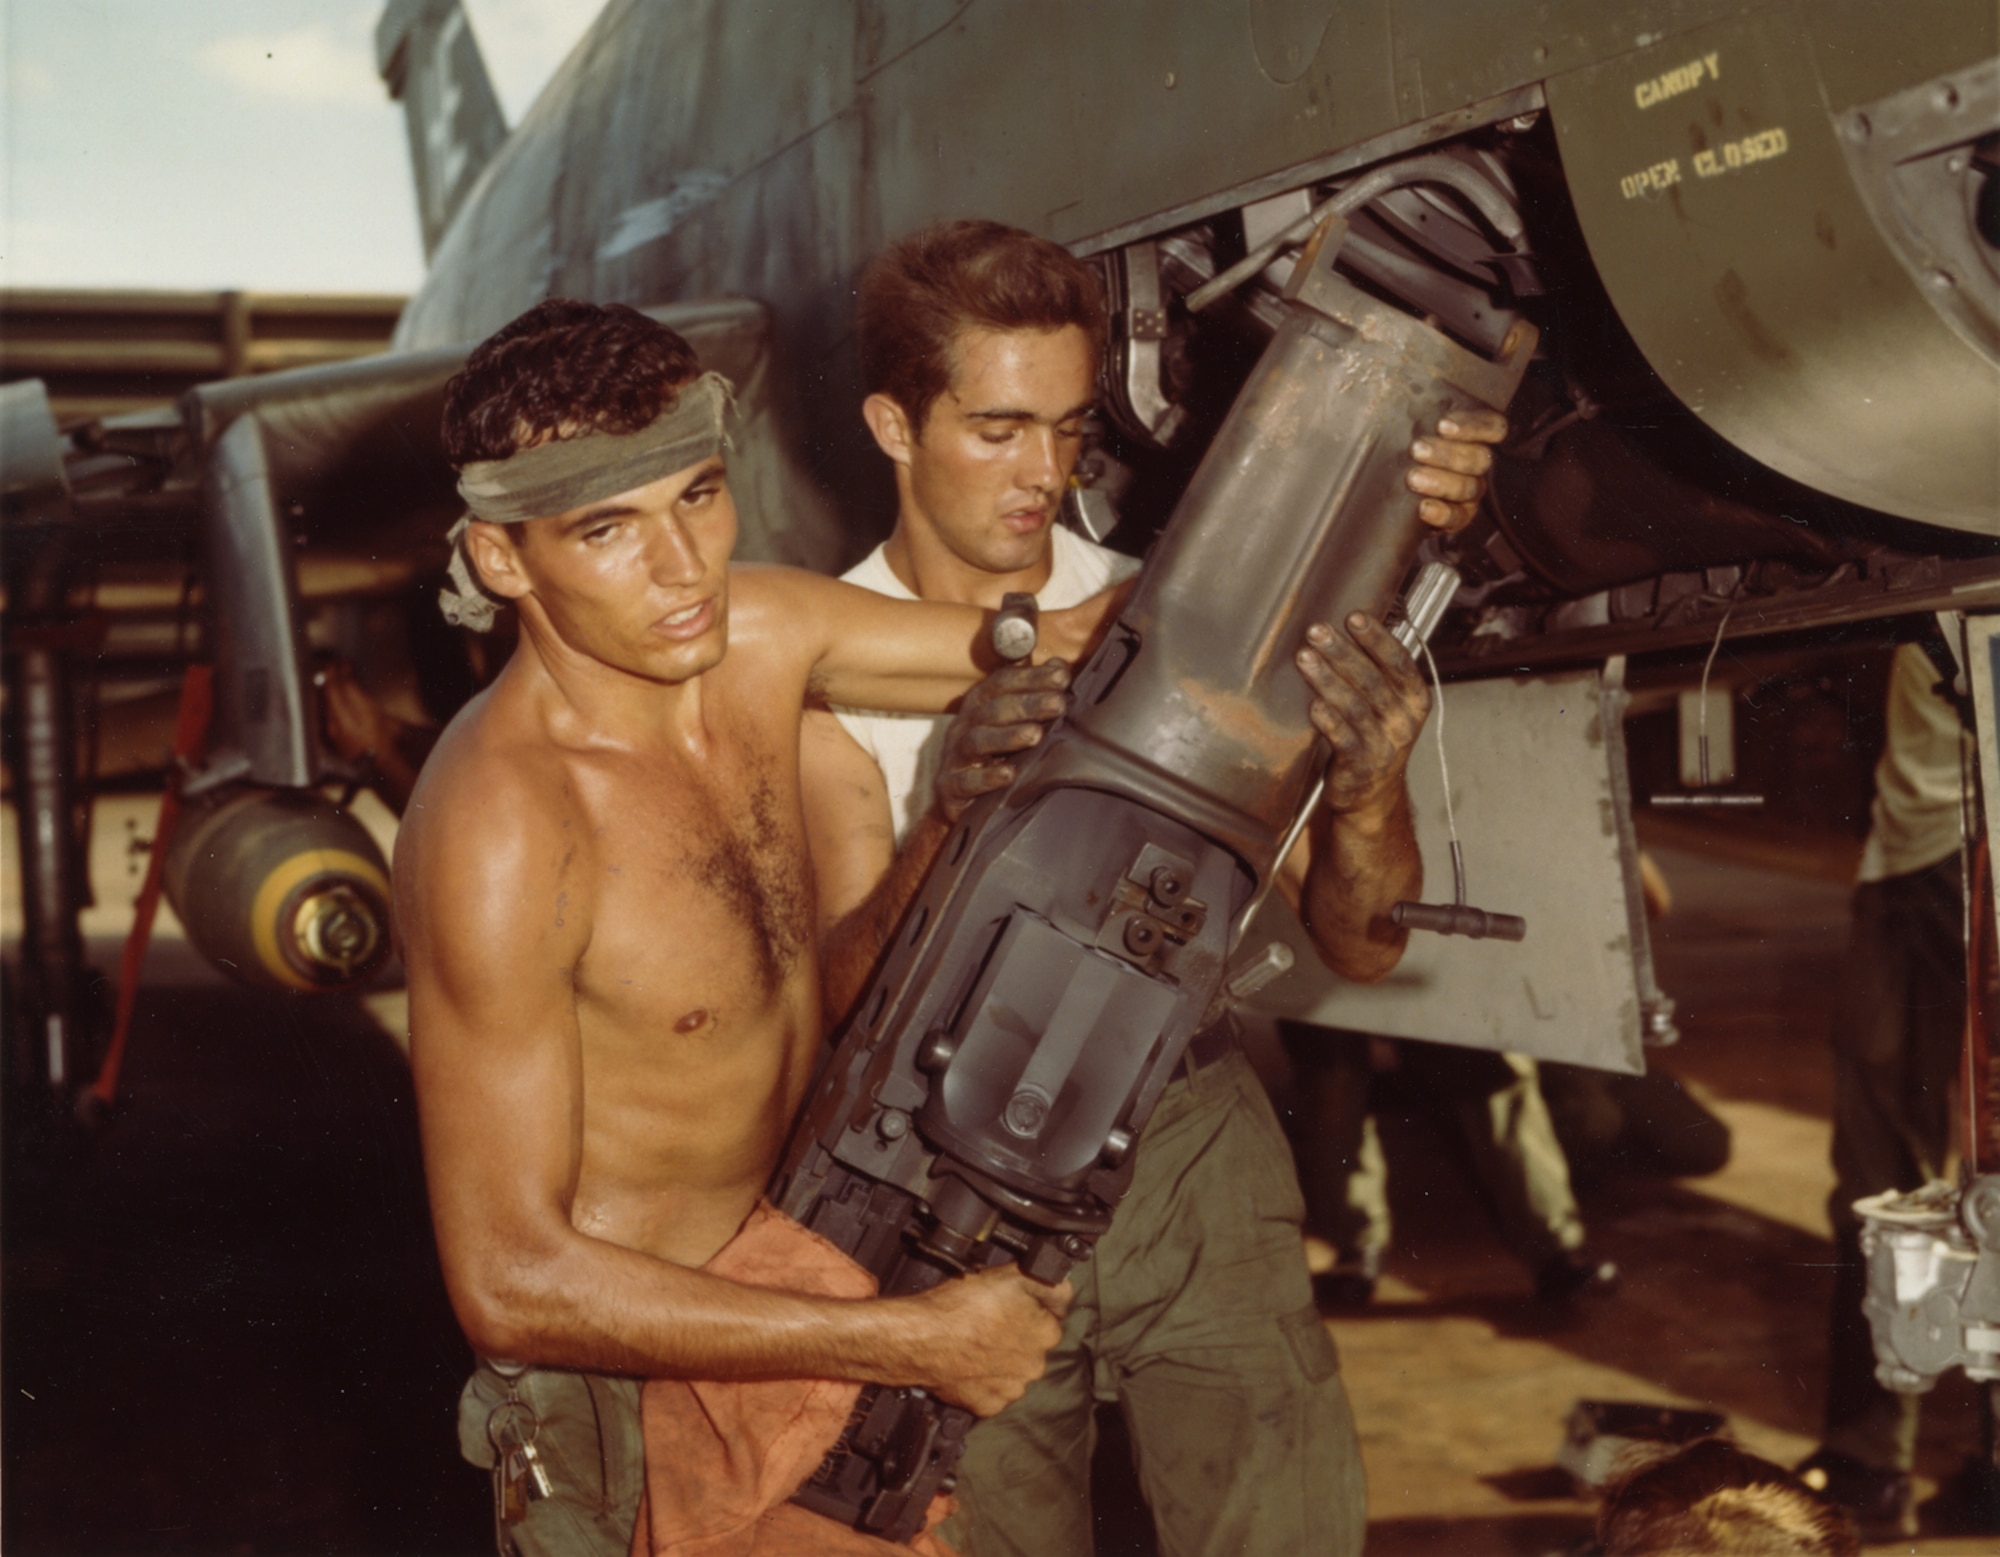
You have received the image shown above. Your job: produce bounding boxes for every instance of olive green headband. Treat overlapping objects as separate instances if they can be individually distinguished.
[440,372,734,631]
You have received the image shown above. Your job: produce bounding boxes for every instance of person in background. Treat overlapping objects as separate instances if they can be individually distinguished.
[1282,1027,1620,1305]
[1796,636,1979,1537]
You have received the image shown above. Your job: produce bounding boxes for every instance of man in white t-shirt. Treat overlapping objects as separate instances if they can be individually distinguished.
[799,220,1505,1557]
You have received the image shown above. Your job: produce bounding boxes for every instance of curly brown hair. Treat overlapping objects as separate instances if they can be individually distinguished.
[857,220,1106,435]
[440,299,703,467]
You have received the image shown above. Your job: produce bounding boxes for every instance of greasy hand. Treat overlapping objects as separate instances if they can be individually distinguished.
[1296,612,1429,817]
[912,1265,1072,1417]
[1406,409,1507,533]
[316,658,398,763]
[937,661,1071,822]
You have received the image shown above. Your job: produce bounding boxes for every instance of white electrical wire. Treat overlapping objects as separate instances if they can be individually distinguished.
[1231,642,1461,943]
[1232,614,1465,945]
[1416,636,1460,860]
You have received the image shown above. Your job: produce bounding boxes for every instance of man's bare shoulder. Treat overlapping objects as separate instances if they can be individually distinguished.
[394,688,588,928]
[726,562,850,629]
[718,564,850,697]
[404,688,555,818]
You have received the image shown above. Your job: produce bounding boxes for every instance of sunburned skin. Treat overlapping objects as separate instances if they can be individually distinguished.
[571,735,819,1266]
[396,443,1113,1396]
[408,593,828,1270]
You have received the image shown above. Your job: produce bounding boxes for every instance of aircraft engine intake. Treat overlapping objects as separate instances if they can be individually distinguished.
[769,216,1535,1542]
[161,786,393,994]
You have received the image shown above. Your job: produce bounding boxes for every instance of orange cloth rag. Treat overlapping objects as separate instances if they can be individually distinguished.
[630,1201,957,1557]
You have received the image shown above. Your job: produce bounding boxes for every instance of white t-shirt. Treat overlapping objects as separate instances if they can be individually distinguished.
[1858,641,1969,882]
[834,525,1141,841]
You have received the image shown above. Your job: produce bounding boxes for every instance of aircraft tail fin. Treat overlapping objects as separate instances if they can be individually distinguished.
[375,0,508,260]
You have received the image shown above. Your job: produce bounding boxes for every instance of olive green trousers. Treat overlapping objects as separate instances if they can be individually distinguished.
[939,1046,1366,1557]
[458,1358,643,1557]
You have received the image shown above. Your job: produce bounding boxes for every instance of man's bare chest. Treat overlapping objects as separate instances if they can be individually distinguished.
[571,734,817,1013]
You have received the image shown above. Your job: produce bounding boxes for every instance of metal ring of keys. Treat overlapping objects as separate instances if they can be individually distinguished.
[487,1393,554,1537]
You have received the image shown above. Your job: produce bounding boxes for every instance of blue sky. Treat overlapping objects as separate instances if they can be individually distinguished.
[0,0,599,294]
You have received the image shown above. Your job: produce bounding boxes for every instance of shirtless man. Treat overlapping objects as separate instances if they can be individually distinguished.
[799,221,1506,1557]
[394,300,1109,1556]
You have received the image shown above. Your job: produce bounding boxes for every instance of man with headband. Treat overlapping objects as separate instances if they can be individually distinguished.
[395,300,1114,1556]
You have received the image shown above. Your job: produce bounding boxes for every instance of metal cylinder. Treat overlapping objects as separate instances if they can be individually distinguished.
[7,642,88,1091]
[2,380,88,1097]
[990,591,1040,662]
[1026,217,1534,887]
[162,787,393,992]
[1389,901,1528,941]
